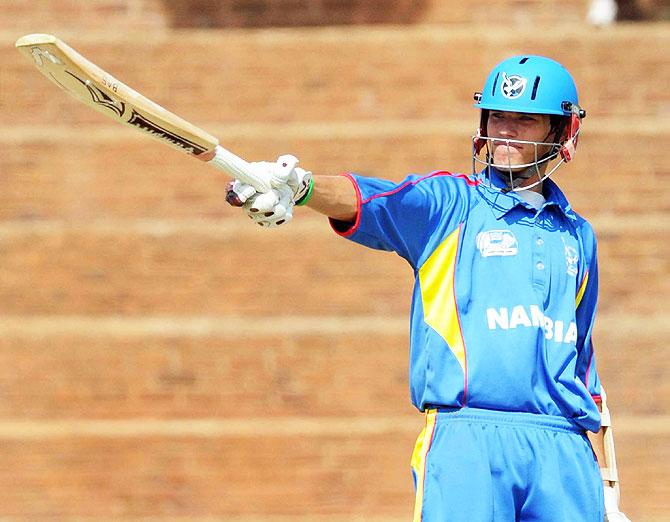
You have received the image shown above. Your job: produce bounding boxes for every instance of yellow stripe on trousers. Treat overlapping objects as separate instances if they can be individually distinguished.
[411,409,438,522]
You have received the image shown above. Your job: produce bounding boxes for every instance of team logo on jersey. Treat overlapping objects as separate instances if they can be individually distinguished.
[563,239,579,277]
[501,72,528,99]
[476,230,518,257]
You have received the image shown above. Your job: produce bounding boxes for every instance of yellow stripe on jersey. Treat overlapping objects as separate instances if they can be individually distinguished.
[418,226,466,372]
[576,270,589,308]
[411,409,438,522]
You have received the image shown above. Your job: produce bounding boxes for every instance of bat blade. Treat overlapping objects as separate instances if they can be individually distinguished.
[15,34,267,191]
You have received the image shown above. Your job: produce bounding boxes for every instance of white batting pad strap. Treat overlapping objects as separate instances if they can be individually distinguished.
[600,387,613,426]
[600,386,620,490]
[601,467,619,482]
[208,145,271,193]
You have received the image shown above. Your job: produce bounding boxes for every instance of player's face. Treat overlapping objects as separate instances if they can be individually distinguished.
[487,111,553,171]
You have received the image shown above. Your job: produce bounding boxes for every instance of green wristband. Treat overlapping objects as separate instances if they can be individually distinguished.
[295,177,315,206]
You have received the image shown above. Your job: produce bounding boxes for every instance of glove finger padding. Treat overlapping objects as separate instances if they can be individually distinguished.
[226,180,257,207]
[245,187,294,228]
[245,190,280,214]
[271,154,300,188]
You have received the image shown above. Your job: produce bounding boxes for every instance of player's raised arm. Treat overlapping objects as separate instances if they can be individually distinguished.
[225,156,358,227]
[303,175,358,222]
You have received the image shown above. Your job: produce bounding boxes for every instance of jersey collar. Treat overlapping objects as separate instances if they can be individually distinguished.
[477,169,578,221]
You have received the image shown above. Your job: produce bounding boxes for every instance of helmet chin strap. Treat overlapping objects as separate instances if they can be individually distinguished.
[499,166,542,193]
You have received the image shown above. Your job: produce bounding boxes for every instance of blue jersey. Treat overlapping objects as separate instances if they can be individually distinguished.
[331,170,602,433]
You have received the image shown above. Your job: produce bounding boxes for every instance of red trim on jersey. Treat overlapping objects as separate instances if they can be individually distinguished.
[451,224,469,406]
[361,171,480,205]
[591,394,602,404]
[329,172,362,238]
[584,348,595,393]
[331,171,480,238]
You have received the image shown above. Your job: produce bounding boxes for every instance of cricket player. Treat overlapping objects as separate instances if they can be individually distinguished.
[226,55,631,521]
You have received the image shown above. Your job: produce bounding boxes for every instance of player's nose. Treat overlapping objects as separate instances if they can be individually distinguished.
[496,123,519,138]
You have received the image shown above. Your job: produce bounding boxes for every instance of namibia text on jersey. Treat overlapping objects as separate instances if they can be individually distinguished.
[486,305,578,345]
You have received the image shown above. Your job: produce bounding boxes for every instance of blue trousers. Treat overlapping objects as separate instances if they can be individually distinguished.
[411,408,603,522]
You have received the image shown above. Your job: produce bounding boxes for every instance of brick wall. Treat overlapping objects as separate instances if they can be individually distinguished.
[2,1,669,520]
[4,0,666,33]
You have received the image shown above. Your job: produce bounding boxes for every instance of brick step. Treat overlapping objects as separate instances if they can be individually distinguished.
[3,0,167,33]
[0,313,665,419]
[1,123,667,221]
[4,26,668,128]
[0,323,412,419]
[0,222,408,316]
[163,0,591,28]
[0,0,600,32]
[422,0,590,24]
[0,426,415,518]
[0,222,667,316]
[0,423,663,519]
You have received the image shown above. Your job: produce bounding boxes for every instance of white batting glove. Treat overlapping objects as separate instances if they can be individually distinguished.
[604,486,631,522]
[225,154,312,228]
[245,186,295,228]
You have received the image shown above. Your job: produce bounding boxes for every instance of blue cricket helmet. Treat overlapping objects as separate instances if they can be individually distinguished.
[474,55,579,116]
[472,55,587,190]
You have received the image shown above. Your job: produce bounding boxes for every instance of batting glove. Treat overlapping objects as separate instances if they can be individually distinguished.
[226,154,312,228]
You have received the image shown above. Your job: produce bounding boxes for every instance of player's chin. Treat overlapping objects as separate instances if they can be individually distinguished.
[491,151,528,171]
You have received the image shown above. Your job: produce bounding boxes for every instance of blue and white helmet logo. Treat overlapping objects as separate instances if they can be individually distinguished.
[501,72,528,99]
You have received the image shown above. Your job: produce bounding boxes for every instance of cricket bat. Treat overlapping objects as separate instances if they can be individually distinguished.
[15,33,269,192]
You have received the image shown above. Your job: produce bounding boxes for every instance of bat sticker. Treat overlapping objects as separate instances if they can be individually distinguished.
[65,70,126,117]
[127,110,208,154]
[30,46,63,67]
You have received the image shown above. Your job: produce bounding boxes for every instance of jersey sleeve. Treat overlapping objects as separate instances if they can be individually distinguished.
[329,172,469,268]
[574,224,602,399]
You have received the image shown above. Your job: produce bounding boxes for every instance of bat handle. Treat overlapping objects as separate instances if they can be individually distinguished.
[206,145,270,193]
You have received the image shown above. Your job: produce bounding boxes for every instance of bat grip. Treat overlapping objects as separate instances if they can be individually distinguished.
[207,145,270,193]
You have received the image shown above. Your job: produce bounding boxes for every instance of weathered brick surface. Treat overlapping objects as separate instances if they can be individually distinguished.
[0,225,411,316]
[0,329,413,419]
[162,0,429,27]
[15,0,663,30]
[0,428,664,519]
[4,27,669,129]
[423,0,589,24]
[0,316,664,419]
[0,223,666,316]
[3,0,167,33]
[0,430,415,518]
[1,0,599,31]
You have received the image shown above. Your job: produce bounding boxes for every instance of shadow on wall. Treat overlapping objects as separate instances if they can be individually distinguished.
[160,0,429,28]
